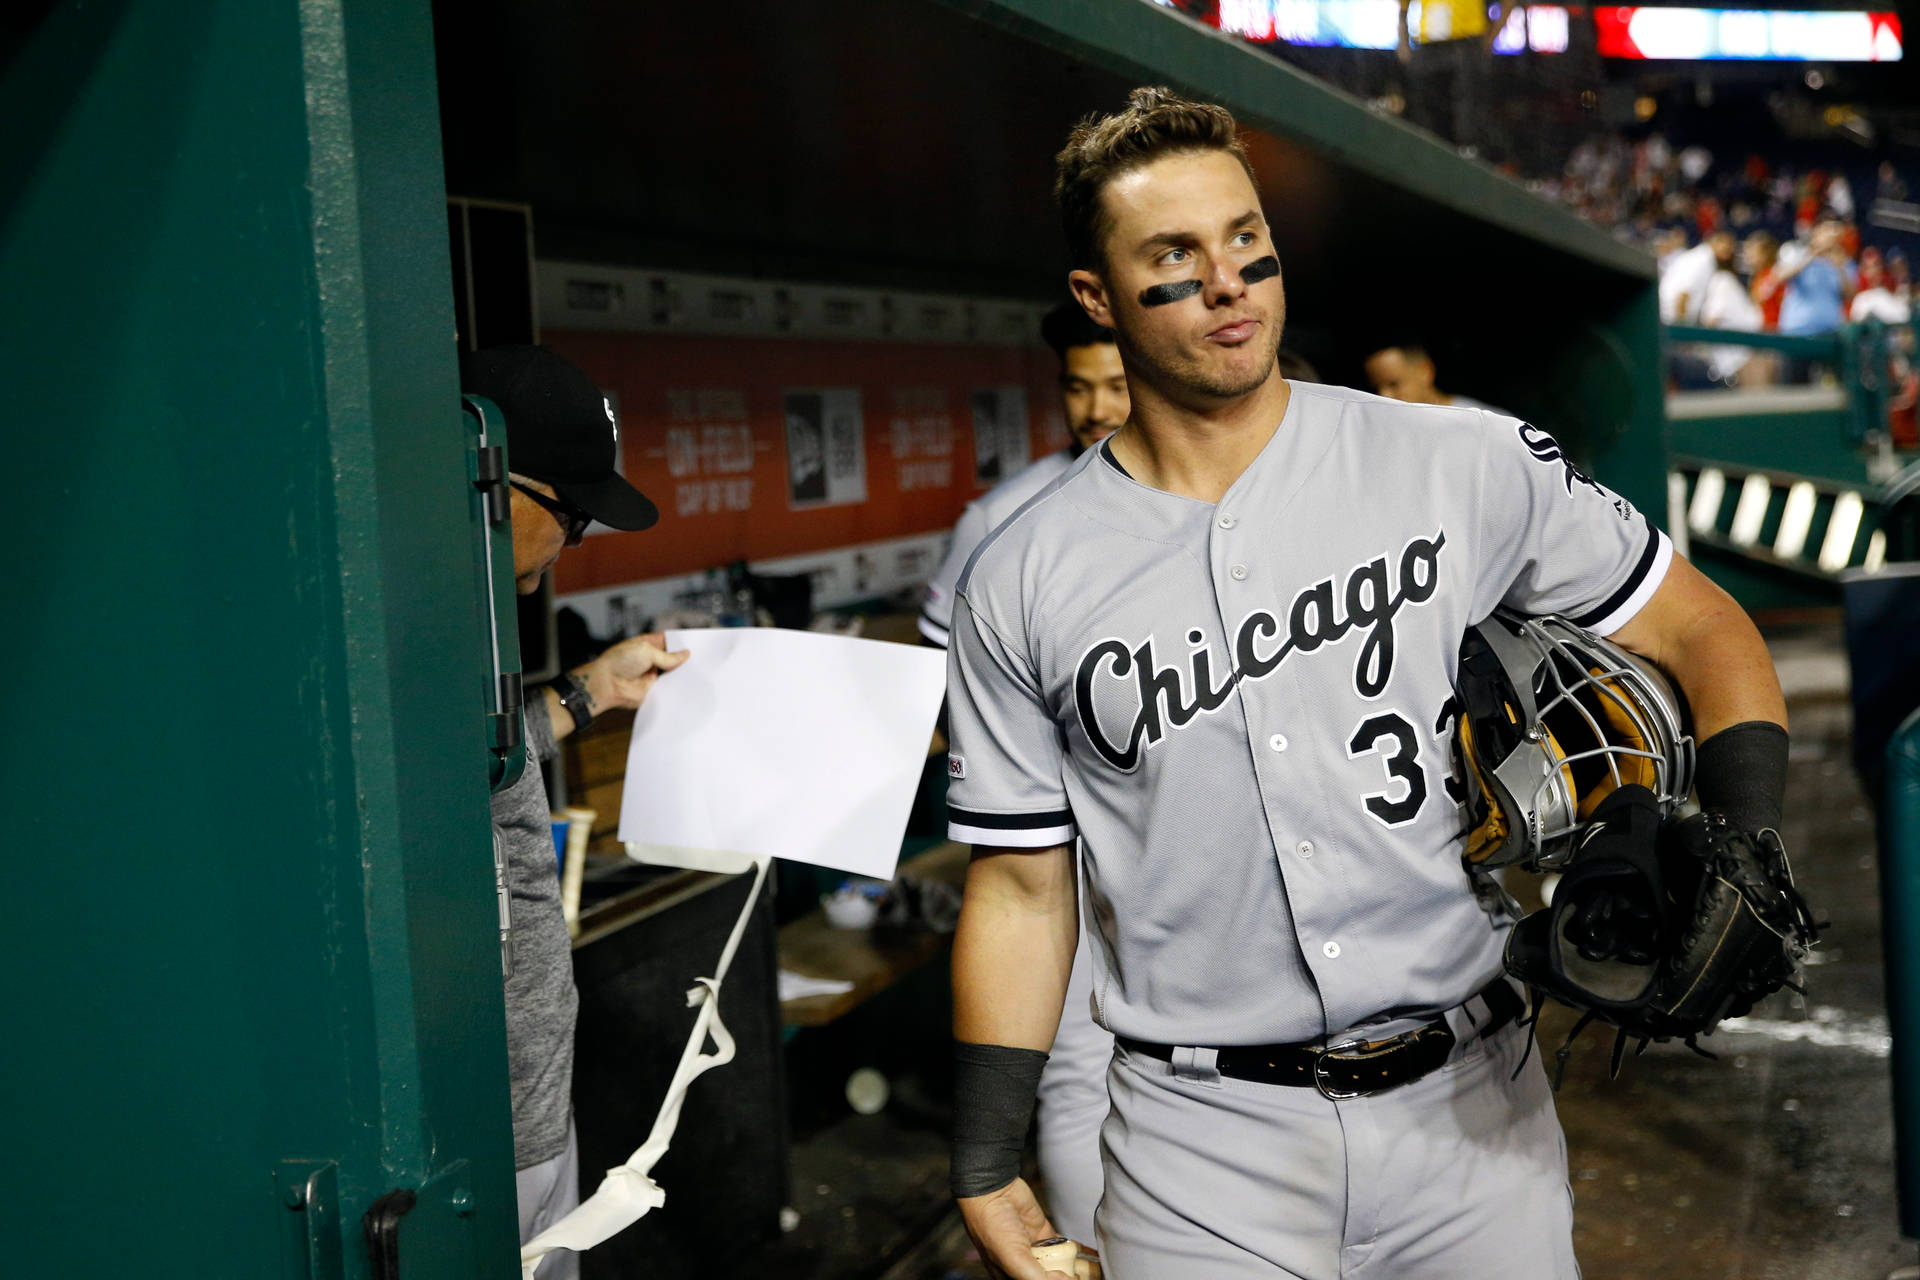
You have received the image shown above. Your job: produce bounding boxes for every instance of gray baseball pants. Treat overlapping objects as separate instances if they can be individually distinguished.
[516,1119,581,1280]
[1094,1013,1579,1279]
[1036,925,1113,1246]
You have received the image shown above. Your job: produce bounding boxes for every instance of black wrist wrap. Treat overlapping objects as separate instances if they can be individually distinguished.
[1694,720,1790,831]
[950,1041,1048,1198]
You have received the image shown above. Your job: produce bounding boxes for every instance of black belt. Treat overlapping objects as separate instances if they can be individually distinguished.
[1115,978,1524,1100]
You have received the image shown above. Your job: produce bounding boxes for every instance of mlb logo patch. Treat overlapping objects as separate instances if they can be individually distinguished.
[948,755,966,780]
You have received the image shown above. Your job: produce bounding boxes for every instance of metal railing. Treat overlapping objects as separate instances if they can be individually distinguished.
[1659,319,1917,591]
[1663,318,1916,452]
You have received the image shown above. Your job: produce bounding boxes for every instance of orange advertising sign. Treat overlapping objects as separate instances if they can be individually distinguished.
[544,330,1067,596]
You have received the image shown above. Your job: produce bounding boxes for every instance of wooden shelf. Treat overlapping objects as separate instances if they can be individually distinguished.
[777,840,970,1027]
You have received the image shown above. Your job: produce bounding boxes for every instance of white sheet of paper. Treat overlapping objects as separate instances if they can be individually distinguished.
[618,628,947,880]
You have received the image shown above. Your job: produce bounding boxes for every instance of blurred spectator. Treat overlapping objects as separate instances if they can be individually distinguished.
[1778,218,1856,336]
[1653,226,1688,274]
[1678,144,1713,186]
[1660,230,1732,325]
[1699,238,1764,386]
[1878,161,1910,205]
[1766,217,1858,379]
[1744,231,1785,332]
[1362,340,1508,415]
[1851,248,1912,326]
[1830,173,1856,222]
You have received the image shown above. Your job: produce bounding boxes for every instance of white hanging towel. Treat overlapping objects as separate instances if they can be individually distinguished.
[518,855,771,1278]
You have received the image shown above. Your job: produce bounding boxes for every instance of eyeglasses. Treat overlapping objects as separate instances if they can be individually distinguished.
[510,481,592,546]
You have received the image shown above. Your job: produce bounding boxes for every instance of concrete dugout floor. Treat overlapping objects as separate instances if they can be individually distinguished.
[747,621,1911,1280]
[1542,623,1908,1280]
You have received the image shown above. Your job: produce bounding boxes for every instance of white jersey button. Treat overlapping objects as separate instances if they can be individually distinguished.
[1218,513,1238,530]
[1296,839,1314,858]
[1269,733,1288,752]
[1322,940,1342,959]
[1230,564,1248,580]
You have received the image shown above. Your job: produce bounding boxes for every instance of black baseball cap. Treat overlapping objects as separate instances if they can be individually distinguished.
[460,344,659,532]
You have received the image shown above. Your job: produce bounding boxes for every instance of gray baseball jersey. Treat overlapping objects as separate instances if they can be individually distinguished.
[1448,393,1512,417]
[945,382,1671,1046]
[920,447,1077,646]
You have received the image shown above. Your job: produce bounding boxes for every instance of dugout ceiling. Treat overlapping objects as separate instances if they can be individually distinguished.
[433,0,1668,507]
[435,0,1647,318]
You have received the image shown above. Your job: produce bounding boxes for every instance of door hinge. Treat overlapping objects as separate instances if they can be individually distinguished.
[362,1162,478,1279]
[278,1160,342,1280]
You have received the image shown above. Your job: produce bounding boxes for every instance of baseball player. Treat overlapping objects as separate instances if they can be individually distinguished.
[946,87,1790,1280]
[1361,337,1510,417]
[923,302,1129,1252]
[921,302,1129,647]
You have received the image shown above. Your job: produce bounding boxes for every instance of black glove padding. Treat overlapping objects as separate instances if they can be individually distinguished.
[1553,784,1667,966]
[1563,883,1661,965]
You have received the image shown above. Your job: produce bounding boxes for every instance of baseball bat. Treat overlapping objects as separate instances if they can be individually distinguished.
[561,805,595,936]
[1030,1236,1101,1279]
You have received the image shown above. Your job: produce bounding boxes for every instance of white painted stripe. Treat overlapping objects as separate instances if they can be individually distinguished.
[1587,531,1674,637]
[1818,491,1865,572]
[1728,472,1772,546]
[1717,1008,1891,1057]
[1866,529,1887,572]
[948,821,1076,848]
[1773,481,1817,560]
[1687,467,1725,534]
[1666,471,1691,560]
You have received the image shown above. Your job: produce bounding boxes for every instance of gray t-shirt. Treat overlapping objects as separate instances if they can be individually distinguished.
[490,697,577,1170]
[945,383,1670,1045]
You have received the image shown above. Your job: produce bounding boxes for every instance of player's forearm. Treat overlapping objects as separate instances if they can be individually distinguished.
[953,845,1077,1050]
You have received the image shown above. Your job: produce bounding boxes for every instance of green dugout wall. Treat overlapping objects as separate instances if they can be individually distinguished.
[4,1,1665,1275]
[4,3,518,1277]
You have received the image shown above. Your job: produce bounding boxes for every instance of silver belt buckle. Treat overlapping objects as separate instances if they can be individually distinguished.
[1312,1036,1367,1100]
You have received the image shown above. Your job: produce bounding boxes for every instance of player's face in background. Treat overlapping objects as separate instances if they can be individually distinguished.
[1363,347,1438,403]
[1059,341,1128,449]
[1077,150,1284,404]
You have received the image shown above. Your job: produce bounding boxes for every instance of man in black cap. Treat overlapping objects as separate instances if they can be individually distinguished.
[461,344,687,1278]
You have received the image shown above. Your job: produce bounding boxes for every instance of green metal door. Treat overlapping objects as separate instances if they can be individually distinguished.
[3,2,519,1276]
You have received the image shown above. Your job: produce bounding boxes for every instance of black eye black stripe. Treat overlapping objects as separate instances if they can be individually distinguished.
[1137,255,1280,308]
[1240,254,1280,285]
[1139,279,1203,307]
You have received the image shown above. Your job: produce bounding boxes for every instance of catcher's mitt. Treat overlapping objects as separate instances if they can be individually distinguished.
[1501,786,1820,1084]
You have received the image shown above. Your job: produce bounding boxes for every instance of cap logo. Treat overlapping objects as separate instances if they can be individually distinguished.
[603,396,618,445]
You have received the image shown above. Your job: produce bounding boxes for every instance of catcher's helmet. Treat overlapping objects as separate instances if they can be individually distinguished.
[1453,610,1694,871]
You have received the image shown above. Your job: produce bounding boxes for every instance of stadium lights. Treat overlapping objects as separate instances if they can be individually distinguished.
[1163,0,1904,61]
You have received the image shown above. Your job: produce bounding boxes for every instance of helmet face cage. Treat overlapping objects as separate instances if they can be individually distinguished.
[1457,612,1694,870]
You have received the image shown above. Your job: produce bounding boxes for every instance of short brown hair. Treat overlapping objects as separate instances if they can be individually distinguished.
[1053,86,1257,270]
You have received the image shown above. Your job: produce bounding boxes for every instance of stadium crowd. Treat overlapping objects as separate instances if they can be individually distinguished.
[1531,133,1915,389]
